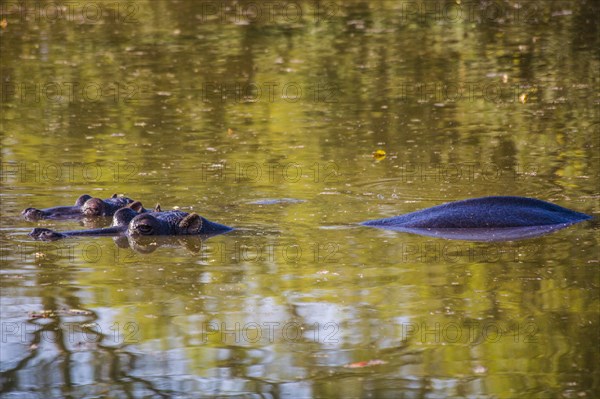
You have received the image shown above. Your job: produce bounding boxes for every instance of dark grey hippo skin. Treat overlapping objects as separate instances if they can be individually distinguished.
[22,194,149,220]
[29,205,232,241]
[127,210,233,236]
[29,207,144,241]
[360,196,592,242]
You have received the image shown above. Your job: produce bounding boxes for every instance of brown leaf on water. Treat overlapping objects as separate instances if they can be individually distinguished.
[344,359,387,368]
[0,19,7,29]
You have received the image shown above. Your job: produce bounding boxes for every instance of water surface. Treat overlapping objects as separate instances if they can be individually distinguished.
[1,1,598,397]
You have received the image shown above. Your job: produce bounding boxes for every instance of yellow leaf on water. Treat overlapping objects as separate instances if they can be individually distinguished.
[519,93,528,103]
[372,149,386,161]
[0,19,7,29]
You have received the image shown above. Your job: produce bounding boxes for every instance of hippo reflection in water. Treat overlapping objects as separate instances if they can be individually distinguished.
[22,194,149,220]
[30,204,233,241]
[360,196,592,242]
[114,235,207,255]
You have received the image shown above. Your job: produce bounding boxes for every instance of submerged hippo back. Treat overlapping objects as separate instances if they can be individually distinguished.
[361,196,592,229]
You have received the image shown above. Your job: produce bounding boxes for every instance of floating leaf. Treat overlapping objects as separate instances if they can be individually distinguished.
[372,149,386,161]
[0,19,7,29]
[519,93,528,103]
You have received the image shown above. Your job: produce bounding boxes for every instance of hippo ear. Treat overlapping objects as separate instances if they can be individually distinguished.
[179,213,202,234]
[75,194,92,206]
[128,201,144,212]
[154,204,162,212]
[111,193,118,198]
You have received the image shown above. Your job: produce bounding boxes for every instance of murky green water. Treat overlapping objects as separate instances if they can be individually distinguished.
[1,1,598,398]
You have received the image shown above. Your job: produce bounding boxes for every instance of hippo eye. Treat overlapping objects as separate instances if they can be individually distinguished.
[137,224,153,235]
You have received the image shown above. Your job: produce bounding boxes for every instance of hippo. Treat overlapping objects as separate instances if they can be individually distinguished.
[29,204,147,241]
[360,196,592,242]
[29,204,232,241]
[22,194,149,220]
[127,210,232,236]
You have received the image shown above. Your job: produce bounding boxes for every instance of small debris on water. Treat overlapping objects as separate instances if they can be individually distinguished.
[344,359,387,368]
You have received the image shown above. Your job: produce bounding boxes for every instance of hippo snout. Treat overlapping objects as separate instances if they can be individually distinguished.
[22,208,45,220]
[29,227,65,241]
[82,198,106,216]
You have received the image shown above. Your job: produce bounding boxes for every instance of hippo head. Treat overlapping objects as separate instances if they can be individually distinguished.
[82,198,108,216]
[22,194,93,220]
[21,194,92,220]
[112,207,141,227]
[111,201,150,225]
[29,228,65,241]
[21,208,46,220]
[128,212,202,236]
[75,194,93,206]
[82,194,130,216]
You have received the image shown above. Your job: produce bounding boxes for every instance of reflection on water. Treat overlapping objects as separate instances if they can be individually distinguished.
[360,223,591,242]
[115,234,214,254]
[1,0,598,397]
